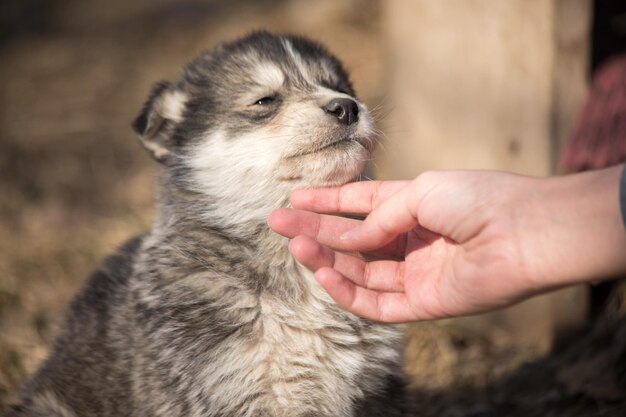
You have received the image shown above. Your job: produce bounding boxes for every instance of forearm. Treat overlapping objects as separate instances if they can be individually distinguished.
[523,164,626,290]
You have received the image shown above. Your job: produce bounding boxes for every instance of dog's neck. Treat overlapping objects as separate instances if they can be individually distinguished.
[160,163,291,233]
[151,173,296,268]
[145,208,313,299]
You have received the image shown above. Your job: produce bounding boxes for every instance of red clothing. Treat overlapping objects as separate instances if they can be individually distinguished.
[562,55,626,172]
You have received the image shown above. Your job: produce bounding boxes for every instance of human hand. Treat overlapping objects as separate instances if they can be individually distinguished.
[268,166,626,323]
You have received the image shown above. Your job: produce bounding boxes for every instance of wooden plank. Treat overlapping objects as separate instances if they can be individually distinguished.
[381,0,591,351]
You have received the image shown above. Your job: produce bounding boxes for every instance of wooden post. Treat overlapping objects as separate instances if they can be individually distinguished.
[381,0,591,351]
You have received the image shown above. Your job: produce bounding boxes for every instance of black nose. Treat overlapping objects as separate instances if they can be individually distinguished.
[323,98,359,126]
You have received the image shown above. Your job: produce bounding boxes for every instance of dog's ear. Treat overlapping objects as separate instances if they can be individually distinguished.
[132,81,187,163]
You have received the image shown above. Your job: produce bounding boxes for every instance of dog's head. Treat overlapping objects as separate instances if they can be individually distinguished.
[133,31,376,223]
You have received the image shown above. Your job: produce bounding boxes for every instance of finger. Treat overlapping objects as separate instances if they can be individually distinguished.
[289,236,405,292]
[315,267,419,323]
[269,208,407,257]
[339,182,420,252]
[269,208,359,241]
[288,235,335,271]
[291,180,410,215]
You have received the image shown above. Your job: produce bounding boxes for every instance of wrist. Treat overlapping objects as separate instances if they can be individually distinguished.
[523,164,626,291]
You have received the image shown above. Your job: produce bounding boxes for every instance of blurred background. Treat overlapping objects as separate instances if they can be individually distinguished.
[1,0,626,415]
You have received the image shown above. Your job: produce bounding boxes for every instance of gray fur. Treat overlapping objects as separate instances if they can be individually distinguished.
[7,32,406,417]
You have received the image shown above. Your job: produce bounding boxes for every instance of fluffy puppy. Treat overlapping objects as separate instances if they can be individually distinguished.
[7,31,405,417]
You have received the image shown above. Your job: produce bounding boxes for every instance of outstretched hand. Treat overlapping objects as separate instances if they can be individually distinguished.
[269,166,626,323]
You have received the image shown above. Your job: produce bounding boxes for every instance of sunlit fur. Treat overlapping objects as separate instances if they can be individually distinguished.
[8,32,405,417]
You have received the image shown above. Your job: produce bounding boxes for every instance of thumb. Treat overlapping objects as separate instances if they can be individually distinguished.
[340,182,419,251]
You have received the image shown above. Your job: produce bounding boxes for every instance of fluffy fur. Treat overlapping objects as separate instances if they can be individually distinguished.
[6,32,405,417]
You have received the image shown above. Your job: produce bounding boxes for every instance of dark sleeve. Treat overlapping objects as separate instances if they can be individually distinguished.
[619,164,626,227]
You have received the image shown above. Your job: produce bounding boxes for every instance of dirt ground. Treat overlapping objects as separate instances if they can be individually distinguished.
[1,1,625,415]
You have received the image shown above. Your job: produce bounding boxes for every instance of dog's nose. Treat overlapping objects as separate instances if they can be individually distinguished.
[323,98,359,126]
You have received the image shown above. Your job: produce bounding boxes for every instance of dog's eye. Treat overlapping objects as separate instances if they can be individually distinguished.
[254,96,276,105]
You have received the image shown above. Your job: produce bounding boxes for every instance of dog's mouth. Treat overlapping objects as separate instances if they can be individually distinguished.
[317,136,354,151]
[276,131,374,186]
[286,134,371,159]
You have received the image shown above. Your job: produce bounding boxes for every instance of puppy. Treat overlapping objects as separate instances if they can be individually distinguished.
[7,31,405,417]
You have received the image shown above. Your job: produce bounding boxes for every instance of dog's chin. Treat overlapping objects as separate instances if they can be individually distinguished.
[277,137,372,188]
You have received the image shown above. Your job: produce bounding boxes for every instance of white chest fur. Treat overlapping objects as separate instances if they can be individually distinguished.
[190,267,402,417]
